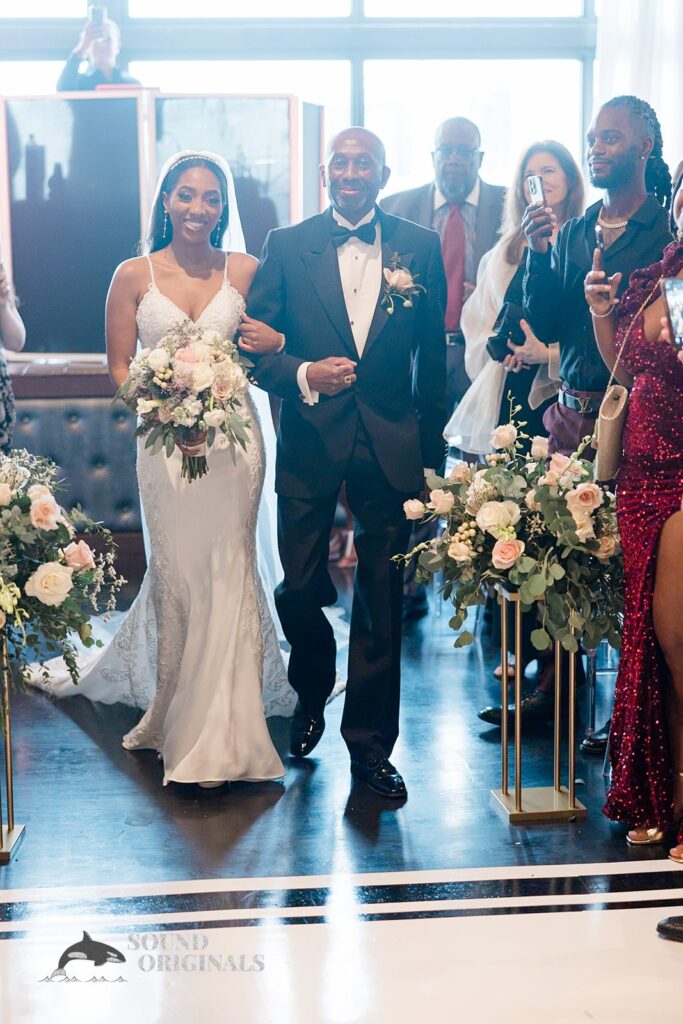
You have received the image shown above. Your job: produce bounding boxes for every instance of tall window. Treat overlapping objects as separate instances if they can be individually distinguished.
[129,0,351,15]
[365,59,584,194]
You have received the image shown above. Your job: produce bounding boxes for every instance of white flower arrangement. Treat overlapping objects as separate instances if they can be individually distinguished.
[117,323,252,482]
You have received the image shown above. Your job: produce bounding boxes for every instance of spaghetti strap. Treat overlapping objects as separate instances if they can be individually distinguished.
[223,252,229,282]
[145,255,156,287]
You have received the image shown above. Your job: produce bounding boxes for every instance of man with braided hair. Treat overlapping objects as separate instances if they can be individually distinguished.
[479,97,672,733]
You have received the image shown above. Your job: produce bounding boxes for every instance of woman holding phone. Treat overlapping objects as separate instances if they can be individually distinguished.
[585,167,683,860]
[0,253,26,452]
[57,11,140,92]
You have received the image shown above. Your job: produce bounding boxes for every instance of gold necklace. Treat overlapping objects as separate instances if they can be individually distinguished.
[598,208,629,230]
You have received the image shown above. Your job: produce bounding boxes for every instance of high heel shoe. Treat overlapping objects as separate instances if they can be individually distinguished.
[626,827,667,846]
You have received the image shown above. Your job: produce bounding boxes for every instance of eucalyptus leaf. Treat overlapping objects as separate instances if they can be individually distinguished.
[530,628,551,651]
[454,630,475,649]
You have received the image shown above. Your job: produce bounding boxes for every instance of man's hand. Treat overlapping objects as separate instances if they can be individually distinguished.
[584,247,622,317]
[306,357,357,396]
[521,201,557,255]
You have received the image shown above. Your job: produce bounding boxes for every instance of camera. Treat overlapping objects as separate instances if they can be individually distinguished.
[486,302,526,363]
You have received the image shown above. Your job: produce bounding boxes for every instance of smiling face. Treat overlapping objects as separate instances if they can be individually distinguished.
[321,129,390,224]
[586,105,652,190]
[163,166,224,246]
[522,150,569,210]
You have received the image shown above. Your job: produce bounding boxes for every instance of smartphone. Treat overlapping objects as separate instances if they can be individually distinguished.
[594,223,605,253]
[661,277,683,351]
[527,174,547,207]
[88,5,107,27]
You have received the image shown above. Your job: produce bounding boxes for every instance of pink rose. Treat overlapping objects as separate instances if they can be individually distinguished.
[566,482,604,516]
[448,463,471,484]
[30,494,61,531]
[596,534,619,561]
[548,452,584,484]
[27,484,51,500]
[428,489,455,515]
[403,498,425,521]
[530,436,549,459]
[491,538,525,570]
[383,267,413,291]
[490,424,517,450]
[63,540,96,571]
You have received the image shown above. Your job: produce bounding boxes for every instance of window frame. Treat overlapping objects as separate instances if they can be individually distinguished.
[0,0,597,151]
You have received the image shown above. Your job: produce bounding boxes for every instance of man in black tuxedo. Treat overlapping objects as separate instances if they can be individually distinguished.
[381,117,505,412]
[246,128,447,798]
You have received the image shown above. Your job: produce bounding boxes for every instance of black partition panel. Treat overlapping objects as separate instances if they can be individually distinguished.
[6,95,142,355]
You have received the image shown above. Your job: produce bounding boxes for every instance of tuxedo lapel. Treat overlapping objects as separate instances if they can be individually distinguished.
[301,213,357,358]
[363,212,413,356]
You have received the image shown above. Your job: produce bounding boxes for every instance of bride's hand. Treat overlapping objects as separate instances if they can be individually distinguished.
[238,315,285,354]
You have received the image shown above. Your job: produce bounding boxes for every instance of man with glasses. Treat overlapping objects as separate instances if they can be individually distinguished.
[382,117,505,415]
[383,117,504,623]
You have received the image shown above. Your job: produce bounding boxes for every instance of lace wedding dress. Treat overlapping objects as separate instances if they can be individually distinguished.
[29,255,294,785]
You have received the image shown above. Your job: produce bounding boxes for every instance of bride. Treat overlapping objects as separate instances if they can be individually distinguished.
[30,150,294,787]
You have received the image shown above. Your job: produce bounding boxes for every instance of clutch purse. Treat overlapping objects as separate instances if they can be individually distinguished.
[593,276,662,484]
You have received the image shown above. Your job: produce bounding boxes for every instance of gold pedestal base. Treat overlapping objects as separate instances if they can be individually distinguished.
[490,786,587,824]
[0,823,26,864]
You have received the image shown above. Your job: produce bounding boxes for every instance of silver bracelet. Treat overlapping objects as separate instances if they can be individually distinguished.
[590,304,615,318]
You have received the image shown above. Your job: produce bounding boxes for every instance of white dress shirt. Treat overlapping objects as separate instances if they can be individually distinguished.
[297,207,382,405]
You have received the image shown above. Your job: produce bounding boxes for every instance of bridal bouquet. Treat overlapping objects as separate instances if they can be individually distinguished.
[0,449,123,697]
[400,419,624,653]
[117,323,252,482]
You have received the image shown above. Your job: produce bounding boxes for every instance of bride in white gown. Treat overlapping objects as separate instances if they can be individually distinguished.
[29,151,295,786]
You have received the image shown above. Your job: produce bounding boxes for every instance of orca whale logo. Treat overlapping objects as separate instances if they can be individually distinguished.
[42,931,126,982]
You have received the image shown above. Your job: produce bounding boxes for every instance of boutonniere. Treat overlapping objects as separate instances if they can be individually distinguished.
[381,253,426,315]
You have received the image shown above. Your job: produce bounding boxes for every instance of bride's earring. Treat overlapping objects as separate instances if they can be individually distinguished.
[211,223,221,246]
[162,211,169,239]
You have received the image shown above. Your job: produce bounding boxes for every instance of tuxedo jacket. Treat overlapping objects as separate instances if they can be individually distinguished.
[381,179,506,281]
[246,206,447,499]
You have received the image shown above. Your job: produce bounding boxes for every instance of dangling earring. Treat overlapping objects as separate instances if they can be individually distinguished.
[162,211,169,239]
[211,223,221,247]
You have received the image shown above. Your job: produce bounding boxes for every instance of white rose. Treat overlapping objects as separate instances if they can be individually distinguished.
[447,539,472,563]
[24,562,74,607]
[428,489,455,516]
[158,402,174,424]
[0,483,12,506]
[137,347,151,361]
[137,398,159,416]
[491,424,518,449]
[530,435,549,459]
[572,513,595,542]
[147,347,170,372]
[566,482,604,517]
[204,409,226,429]
[475,499,521,537]
[190,362,214,394]
[182,396,203,418]
[403,498,425,521]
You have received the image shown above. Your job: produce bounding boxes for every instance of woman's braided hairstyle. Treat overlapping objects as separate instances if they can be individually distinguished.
[602,95,672,209]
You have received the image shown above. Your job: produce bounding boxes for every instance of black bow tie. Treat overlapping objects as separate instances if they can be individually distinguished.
[331,217,378,248]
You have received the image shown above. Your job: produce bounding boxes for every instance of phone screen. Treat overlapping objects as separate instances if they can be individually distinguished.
[661,277,683,351]
[595,223,605,253]
[527,174,546,207]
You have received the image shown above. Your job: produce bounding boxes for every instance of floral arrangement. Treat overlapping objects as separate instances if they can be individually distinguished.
[400,420,624,653]
[381,253,426,315]
[0,449,123,696]
[117,323,252,482]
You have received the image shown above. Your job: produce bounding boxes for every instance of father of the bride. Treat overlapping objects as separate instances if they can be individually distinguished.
[246,127,447,798]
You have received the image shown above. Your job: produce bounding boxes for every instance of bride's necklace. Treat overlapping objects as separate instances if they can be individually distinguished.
[598,208,629,230]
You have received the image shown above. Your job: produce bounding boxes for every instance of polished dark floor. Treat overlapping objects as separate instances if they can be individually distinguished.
[0,570,660,892]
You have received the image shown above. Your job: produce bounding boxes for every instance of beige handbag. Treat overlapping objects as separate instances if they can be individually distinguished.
[593,278,662,483]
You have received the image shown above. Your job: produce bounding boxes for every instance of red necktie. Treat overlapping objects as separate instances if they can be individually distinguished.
[441,204,466,332]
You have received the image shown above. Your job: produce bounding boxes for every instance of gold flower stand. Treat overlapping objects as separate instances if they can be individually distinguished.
[490,589,587,824]
[0,636,25,863]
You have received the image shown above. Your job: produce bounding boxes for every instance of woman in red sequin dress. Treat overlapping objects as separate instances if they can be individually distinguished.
[586,171,683,859]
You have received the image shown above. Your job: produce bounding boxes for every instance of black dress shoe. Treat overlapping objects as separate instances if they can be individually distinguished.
[289,703,325,757]
[657,917,683,942]
[478,688,555,727]
[580,718,611,755]
[350,757,407,798]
